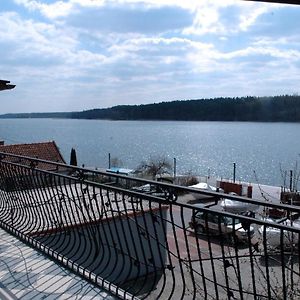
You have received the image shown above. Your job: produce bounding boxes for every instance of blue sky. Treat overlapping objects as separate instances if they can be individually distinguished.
[0,0,300,113]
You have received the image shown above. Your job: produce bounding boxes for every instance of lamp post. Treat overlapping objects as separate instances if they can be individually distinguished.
[0,80,15,91]
[233,162,236,183]
[173,157,176,180]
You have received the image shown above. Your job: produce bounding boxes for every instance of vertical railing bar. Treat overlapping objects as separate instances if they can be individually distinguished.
[28,169,54,237]
[290,235,295,299]
[0,164,17,224]
[149,198,165,297]
[123,194,155,297]
[35,172,57,236]
[102,189,127,284]
[101,189,128,292]
[9,165,34,233]
[92,186,116,290]
[118,194,144,296]
[78,182,101,277]
[96,187,120,285]
[127,195,156,298]
[296,232,300,296]
[280,229,287,300]
[168,202,186,299]
[55,176,78,256]
[192,207,208,299]
[247,228,258,299]
[146,200,169,299]
[49,175,72,251]
[44,176,73,260]
[217,215,232,298]
[157,204,178,299]
[113,192,135,285]
[82,184,106,280]
[263,226,272,299]
[0,187,10,222]
[154,201,176,300]
[60,179,86,271]
[31,169,60,248]
[180,205,197,299]
[25,169,46,234]
[70,181,93,275]
[204,213,219,300]
[134,196,160,298]
[232,218,244,300]
[3,165,25,230]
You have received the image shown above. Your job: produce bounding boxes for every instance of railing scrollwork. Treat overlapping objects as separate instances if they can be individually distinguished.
[0,151,300,299]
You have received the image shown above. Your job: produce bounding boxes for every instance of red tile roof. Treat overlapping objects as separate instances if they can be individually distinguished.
[0,141,66,171]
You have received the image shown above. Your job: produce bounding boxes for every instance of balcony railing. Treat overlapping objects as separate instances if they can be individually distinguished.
[0,151,300,299]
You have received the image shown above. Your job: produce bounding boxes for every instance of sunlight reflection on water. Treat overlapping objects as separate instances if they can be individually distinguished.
[0,119,299,186]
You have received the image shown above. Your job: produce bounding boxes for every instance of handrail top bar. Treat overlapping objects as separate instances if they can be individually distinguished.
[0,158,171,204]
[2,157,300,233]
[1,150,300,214]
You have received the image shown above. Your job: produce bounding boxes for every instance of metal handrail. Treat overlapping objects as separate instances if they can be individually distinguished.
[1,150,300,214]
[1,154,300,299]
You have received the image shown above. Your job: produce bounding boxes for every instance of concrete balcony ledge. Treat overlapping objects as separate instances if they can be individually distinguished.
[0,227,117,300]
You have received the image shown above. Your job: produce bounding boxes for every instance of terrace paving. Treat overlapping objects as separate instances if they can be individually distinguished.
[0,227,117,300]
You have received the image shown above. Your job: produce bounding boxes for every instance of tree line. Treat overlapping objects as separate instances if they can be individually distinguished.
[1,95,300,122]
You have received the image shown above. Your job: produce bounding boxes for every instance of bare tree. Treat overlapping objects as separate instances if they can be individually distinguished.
[111,157,123,168]
[280,158,300,192]
[136,156,172,179]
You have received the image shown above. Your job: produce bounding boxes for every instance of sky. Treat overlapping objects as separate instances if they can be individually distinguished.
[0,0,300,113]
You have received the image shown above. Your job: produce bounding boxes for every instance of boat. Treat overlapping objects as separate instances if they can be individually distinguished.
[220,192,259,214]
[189,182,223,200]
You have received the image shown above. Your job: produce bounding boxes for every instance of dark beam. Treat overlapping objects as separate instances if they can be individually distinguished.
[0,80,16,91]
[244,0,300,5]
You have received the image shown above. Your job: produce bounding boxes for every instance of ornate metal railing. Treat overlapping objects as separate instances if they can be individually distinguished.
[0,152,300,299]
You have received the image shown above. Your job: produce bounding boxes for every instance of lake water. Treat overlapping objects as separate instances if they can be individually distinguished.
[0,118,299,187]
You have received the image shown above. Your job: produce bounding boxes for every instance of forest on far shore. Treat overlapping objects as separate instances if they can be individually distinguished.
[1,95,300,122]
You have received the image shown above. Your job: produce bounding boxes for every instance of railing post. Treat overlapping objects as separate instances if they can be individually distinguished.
[173,157,176,180]
[233,162,236,183]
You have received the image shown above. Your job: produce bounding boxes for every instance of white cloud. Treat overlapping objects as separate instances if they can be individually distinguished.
[13,0,273,36]
[0,12,76,58]
[239,5,270,31]
[108,36,212,52]
[2,0,300,113]
[220,46,300,61]
[14,0,74,18]
[181,0,280,36]
[183,5,223,35]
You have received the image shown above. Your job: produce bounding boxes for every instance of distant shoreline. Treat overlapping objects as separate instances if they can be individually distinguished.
[1,95,300,122]
[0,117,299,124]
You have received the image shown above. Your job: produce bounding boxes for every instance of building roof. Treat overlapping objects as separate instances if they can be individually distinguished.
[0,141,66,171]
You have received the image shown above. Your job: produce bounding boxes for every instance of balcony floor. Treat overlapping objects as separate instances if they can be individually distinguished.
[0,227,116,300]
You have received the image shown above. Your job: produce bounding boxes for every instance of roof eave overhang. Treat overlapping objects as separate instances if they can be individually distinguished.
[0,80,16,91]
[244,0,300,5]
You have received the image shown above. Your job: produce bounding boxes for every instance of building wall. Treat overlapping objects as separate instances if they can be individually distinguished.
[36,207,168,285]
